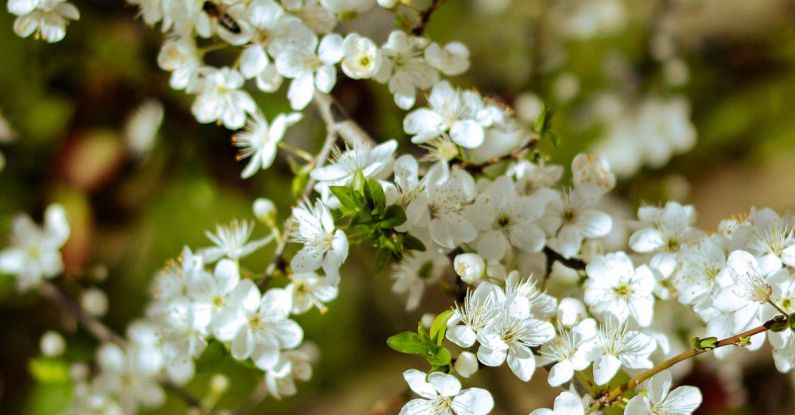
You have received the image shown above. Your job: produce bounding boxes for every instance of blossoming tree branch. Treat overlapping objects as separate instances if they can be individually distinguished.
[2,0,794,414]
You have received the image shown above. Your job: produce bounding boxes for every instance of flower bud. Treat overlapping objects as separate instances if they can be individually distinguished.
[82,288,108,317]
[420,313,436,329]
[40,330,66,357]
[210,374,230,394]
[454,352,478,378]
[572,153,616,192]
[454,253,485,284]
[253,197,277,227]
[557,298,586,328]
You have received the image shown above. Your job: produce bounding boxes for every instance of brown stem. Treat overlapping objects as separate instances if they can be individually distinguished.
[457,137,538,174]
[596,317,777,408]
[39,281,208,412]
[411,0,444,36]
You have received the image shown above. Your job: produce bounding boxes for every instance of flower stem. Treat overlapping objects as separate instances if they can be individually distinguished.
[595,316,777,408]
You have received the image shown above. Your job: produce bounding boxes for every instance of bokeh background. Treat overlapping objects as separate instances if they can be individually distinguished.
[1,0,795,413]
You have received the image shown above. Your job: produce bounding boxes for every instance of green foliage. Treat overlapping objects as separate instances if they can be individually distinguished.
[330,171,425,272]
[387,311,454,372]
[28,358,70,384]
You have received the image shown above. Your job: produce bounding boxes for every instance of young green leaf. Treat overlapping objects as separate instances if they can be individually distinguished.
[386,332,427,355]
[429,309,454,346]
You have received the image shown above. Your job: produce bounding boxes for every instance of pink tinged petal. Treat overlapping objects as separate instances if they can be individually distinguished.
[624,395,651,415]
[403,369,437,399]
[548,360,574,387]
[450,119,484,148]
[452,388,494,415]
[593,354,621,385]
[647,370,672,404]
[629,228,665,253]
[664,386,702,413]
[428,372,461,397]
[399,399,433,415]
[231,328,254,360]
[578,209,612,238]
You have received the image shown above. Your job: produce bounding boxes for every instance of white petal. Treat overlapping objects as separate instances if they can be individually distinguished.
[428,372,461,397]
[593,354,621,385]
[452,388,494,415]
[450,119,484,148]
[403,369,437,399]
[624,395,651,415]
[629,228,665,253]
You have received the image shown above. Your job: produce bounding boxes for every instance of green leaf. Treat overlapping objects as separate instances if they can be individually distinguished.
[352,170,366,193]
[379,205,407,228]
[330,186,360,210]
[29,358,70,384]
[533,105,555,134]
[417,322,430,344]
[402,234,426,252]
[426,347,452,366]
[365,179,386,211]
[430,309,454,346]
[387,332,427,355]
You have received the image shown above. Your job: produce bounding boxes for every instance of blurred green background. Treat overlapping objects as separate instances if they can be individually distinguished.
[1,0,795,414]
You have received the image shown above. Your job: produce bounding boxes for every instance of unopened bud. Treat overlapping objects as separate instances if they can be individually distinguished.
[454,253,485,284]
[454,352,478,378]
[82,288,109,317]
[40,331,66,357]
[253,198,277,227]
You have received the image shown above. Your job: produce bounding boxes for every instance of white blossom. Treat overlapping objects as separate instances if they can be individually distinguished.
[235,112,303,178]
[584,252,656,327]
[624,370,702,415]
[400,369,494,415]
[8,0,79,43]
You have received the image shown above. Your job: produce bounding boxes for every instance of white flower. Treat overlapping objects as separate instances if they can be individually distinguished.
[340,33,382,79]
[766,272,795,372]
[0,203,70,291]
[213,285,303,370]
[476,294,555,381]
[287,271,338,314]
[591,317,655,385]
[529,390,586,415]
[283,0,337,34]
[264,346,316,399]
[543,184,612,259]
[40,330,66,357]
[157,37,201,91]
[424,42,470,76]
[374,31,439,110]
[556,298,588,328]
[712,250,784,333]
[94,343,165,414]
[186,259,241,328]
[276,34,344,109]
[538,319,597,387]
[629,202,704,278]
[446,282,502,348]
[289,200,349,284]
[400,369,494,415]
[509,159,563,194]
[404,81,485,148]
[199,219,274,262]
[624,370,702,415]
[467,176,547,260]
[234,112,303,178]
[320,0,375,14]
[310,139,398,188]
[403,162,477,249]
[584,252,656,327]
[453,253,485,285]
[571,153,615,192]
[9,0,79,43]
[391,250,448,311]
[191,67,257,130]
[673,238,725,305]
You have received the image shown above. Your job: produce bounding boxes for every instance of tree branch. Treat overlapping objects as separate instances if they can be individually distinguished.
[411,0,444,36]
[595,316,780,408]
[39,281,209,412]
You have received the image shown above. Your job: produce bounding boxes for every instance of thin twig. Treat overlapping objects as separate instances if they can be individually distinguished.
[39,281,209,412]
[411,0,444,36]
[595,316,779,408]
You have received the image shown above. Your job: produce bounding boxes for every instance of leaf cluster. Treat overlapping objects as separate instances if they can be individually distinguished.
[386,310,454,373]
[329,171,425,271]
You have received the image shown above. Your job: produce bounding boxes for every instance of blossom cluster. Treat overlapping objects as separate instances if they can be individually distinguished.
[2,0,795,414]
